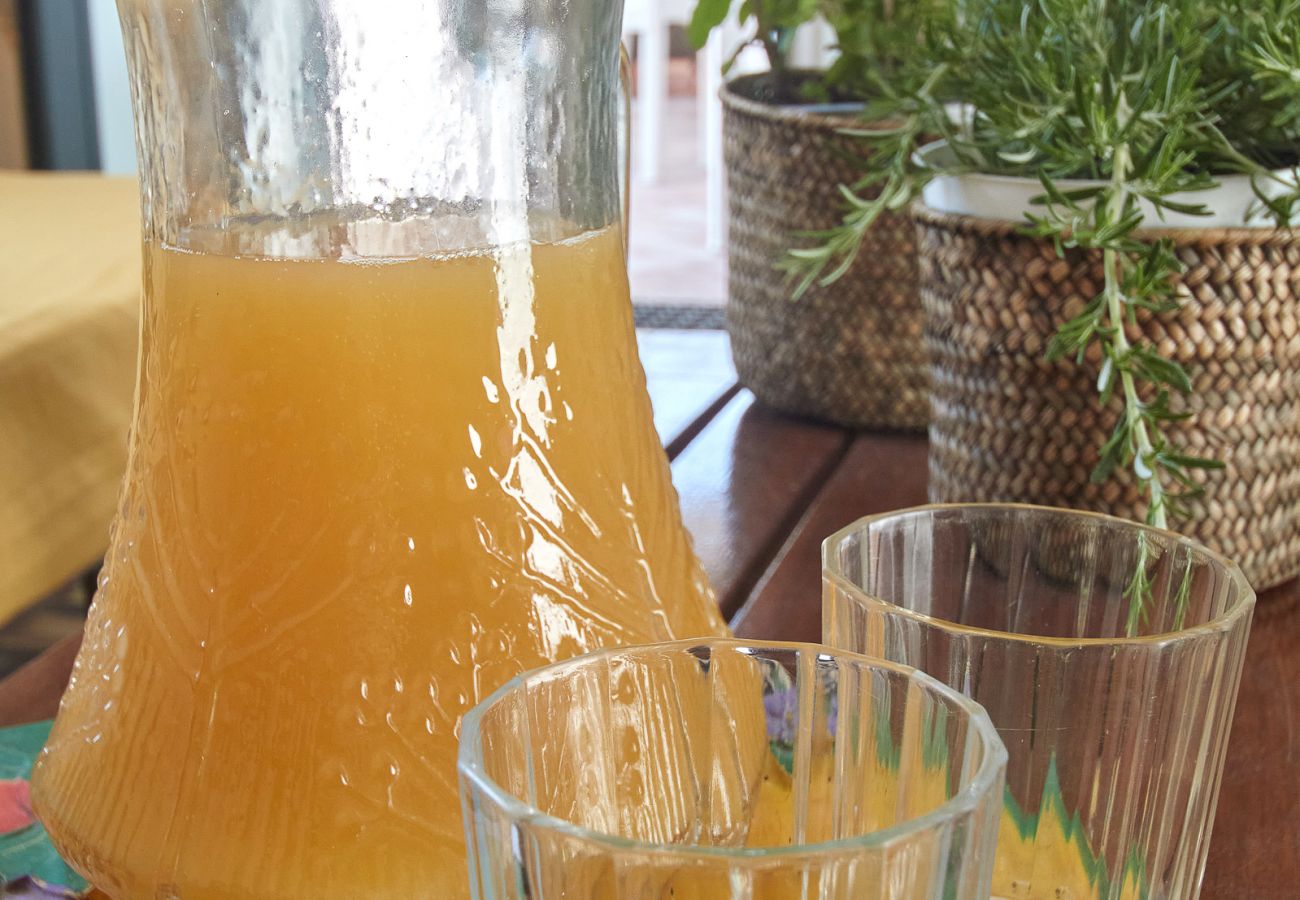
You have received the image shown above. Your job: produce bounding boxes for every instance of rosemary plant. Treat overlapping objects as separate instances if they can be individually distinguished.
[786,0,1300,549]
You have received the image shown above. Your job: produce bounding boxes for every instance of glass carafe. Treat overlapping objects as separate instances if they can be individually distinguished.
[31,2,726,897]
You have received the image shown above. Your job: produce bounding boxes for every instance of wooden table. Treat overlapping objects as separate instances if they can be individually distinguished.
[2,328,1295,898]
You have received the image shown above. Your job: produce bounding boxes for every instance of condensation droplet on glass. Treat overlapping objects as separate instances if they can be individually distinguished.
[393,677,403,693]
[545,342,557,369]
[360,679,369,700]
[467,424,482,457]
[464,468,477,490]
[403,584,413,607]
[562,400,574,421]
[482,376,500,404]
[407,536,415,551]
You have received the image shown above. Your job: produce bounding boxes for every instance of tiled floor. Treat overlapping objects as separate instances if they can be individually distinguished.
[627,67,727,307]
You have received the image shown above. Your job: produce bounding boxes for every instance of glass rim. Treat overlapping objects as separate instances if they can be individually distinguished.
[823,502,1257,649]
[457,637,1007,862]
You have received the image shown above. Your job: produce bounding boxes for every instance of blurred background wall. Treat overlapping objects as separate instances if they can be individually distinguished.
[0,0,28,168]
[1,0,132,173]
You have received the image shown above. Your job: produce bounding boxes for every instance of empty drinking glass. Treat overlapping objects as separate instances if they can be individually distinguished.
[824,504,1255,899]
[459,639,1007,899]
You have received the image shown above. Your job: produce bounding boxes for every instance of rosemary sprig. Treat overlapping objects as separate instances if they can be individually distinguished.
[780,72,945,297]
[1122,533,1196,637]
[1123,532,1156,638]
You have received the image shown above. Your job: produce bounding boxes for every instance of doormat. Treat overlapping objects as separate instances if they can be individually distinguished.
[632,303,725,330]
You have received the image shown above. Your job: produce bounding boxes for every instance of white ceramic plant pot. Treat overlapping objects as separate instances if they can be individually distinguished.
[917,140,1295,228]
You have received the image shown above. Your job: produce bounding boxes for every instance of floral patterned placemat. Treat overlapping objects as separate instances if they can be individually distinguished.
[0,720,88,895]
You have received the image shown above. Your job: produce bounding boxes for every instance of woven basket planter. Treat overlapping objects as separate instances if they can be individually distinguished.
[918,205,1300,589]
[722,75,928,431]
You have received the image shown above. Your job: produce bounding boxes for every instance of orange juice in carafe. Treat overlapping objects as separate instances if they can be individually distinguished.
[32,224,726,898]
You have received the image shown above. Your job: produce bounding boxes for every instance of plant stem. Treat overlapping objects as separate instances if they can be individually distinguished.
[750,0,785,83]
[1104,143,1168,530]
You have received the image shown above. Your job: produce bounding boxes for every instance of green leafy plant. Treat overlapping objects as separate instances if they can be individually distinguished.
[687,0,947,100]
[687,0,820,86]
[785,0,1300,571]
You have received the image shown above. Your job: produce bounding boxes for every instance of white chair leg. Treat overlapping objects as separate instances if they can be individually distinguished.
[703,35,726,252]
[697,51,709,165]
[637,14,667,184]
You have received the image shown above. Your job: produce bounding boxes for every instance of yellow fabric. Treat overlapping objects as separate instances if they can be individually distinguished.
[0,172,139,625]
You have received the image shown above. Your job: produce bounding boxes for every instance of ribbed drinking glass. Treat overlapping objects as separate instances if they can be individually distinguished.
[823,504,1255,900]
[459,638,1007,899]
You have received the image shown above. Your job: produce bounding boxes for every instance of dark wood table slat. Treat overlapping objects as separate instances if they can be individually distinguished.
[1201,581,1300,899]
[671,390,853,618]
[0,634,80,727]
[732,431,929,642]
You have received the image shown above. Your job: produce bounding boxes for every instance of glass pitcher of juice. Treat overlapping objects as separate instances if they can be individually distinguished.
[31,2,727,896]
